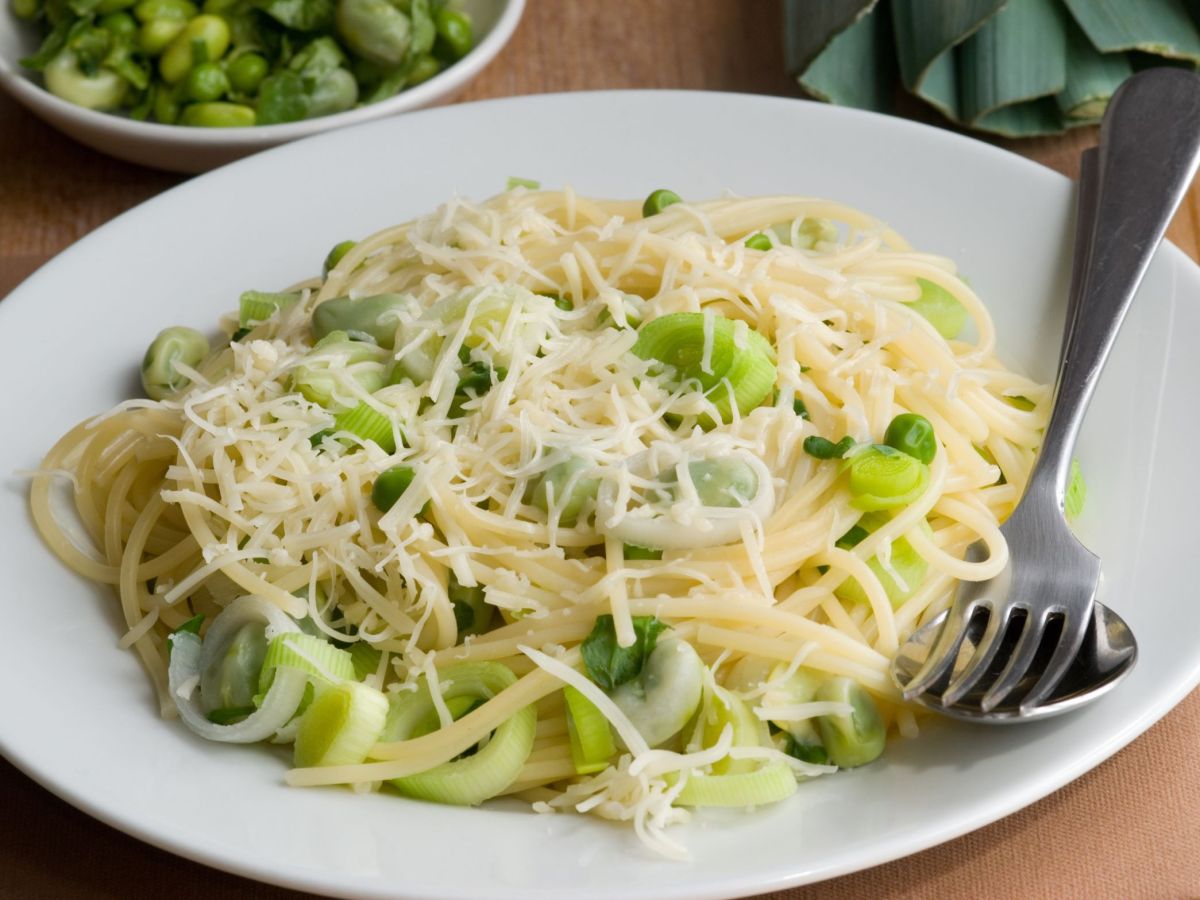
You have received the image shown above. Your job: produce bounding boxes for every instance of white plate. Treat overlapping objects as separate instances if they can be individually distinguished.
[0,0,525,173]
[1,91,1196,899]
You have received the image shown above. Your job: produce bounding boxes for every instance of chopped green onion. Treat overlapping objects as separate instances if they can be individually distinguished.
[803,435,855,459]
[792,396,809,419]
[883,412,937,464]
[784,733,829,766]
[835,524,870,549]
[333,402,396,453]
[702,686,768,775]
[744,232,773,251]
[908,278,967,340]
[349,642,382,681]
[814,677,885,768]
[239,290,299,327]
[632,312,777,426]
[384,661,536,805]
[835,531,929,609]
[674,759,798,808]
[847,445,930,511]
[563,685,616,775]
[293,680,389,768]
[506,176,540,190]
[581,614,668,691]
[642,188,682,217]
[257,632,356,696]
[1065,458,1086,521]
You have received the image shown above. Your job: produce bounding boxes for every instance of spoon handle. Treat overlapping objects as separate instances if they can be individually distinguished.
[1029,68,1200,506]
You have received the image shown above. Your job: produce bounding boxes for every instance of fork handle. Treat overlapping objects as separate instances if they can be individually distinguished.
[1028,68,1200,506]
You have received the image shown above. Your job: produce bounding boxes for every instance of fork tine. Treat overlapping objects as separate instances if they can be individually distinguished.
[980,609,1050,713]
[939,605,1011,707]
[1019,606,1093,713]
[901,599,981,701]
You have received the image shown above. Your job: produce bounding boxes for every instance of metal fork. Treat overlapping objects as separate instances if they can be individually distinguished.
[901,67,1200,715]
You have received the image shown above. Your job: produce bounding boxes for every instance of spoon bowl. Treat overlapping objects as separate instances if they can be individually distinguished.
[891,601,1138,723]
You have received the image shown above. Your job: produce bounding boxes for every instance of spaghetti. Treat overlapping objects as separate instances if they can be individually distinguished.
[30,188,1050,855]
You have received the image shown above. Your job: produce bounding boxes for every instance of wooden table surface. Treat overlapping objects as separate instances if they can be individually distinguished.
[3,2,1200,898]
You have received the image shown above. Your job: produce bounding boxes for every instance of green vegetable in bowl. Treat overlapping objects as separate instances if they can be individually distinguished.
[14,0,477,126]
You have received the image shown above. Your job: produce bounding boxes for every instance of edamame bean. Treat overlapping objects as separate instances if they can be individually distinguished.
[44,50,128,111]
[814,677,885,768]
[227,53,268,95]
[306,68,358,118]
[185,61,229,103]
[199,621,268,713]
[336,0,412,67]
[408,54,441,85]
[530,457,600,526]
[160,15,230,84]
[133,0,195,21]
[153,84,182,123]
[435,7,473,59]
[610,640,705,747]
[660,457,758,508]
[312,294,406,347]
[138,19,186,56]
[141,326,209,400]
[179,101,255,127]
[99,11,139,38]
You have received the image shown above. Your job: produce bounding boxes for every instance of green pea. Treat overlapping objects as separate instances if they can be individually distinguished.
[160,15,230,83]
[152,83,182,123]
[133,0,196,22]
[312,294,407,348]
[744,232,772,251]
[883,413,937,464]
[448,575,493,637]
[141,326,209,400]
[372,464,417,513]
[407,53,441,86]
[179,101,255,127]
[814,677,885,768]
[530,457,600,526]
[99,11,139,38]
[227,52,268,94]
[185,61,229,102]
[642,189,681,217]
[43,50,128,111]
[435,7,473,59]
[306,68,358,119]
[336,0,413,67]
[322,239,357,276]
[138,19,186,56]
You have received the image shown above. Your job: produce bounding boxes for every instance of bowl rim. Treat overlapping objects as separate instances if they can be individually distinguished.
[0,0,526,146]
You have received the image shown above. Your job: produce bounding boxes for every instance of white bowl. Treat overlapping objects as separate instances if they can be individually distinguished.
[0,0,524,173]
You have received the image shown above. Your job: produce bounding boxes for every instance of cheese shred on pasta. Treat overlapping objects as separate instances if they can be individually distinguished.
[30,189,1049,852]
